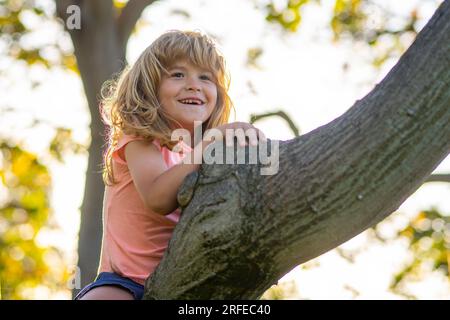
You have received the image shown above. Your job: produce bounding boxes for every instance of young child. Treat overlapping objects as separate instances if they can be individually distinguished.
[75,30,264,300]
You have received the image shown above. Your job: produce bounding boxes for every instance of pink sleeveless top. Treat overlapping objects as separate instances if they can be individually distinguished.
[98,134,191,285]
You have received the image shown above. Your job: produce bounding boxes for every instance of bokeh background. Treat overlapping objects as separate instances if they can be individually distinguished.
[0,0,449,299]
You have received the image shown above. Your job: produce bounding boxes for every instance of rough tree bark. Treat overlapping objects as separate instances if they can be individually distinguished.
[426,174,450,183]
[53,0,449,299]
[143,1,450,299]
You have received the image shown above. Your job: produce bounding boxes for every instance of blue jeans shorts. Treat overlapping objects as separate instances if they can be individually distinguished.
[74,272,144,300]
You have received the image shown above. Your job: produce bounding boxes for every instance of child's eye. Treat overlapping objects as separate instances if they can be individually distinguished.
[171,72,184,78]
[200,75,213,81]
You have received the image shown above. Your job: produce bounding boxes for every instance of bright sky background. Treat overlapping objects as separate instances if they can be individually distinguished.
[0,0,448,299]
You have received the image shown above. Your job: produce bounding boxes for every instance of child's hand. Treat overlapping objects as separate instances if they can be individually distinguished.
[212,122,267,147]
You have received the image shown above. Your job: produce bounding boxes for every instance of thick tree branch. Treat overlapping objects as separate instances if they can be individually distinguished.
[250,111,301,137]
[426,174,450,183]
[117,0,159,48]
[249,113,449,184]
[144,0,450,300]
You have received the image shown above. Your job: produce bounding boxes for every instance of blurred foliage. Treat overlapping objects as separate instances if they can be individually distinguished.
[331,0,420,68]
[331,0,418,42]
[0,0,437,77]
[331,0,365,40]
[0,0,78,72]
[389,209,449,297]
[263,0,425,68]
[331,0,367,39]
[261,279,299,299]
[49,127,87,163]
[265,0,313,32]
[113,0,128,10]
[331,207,450,298]
[0,0,431,83]
[0,141,71,299]
[246,47,264,69]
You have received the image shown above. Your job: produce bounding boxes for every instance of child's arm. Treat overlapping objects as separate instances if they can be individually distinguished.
[125,122,266,216]
[125,139,209,215]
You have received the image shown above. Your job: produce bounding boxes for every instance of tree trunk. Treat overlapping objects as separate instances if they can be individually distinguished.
[143,1,450,299]
[56,0,126,295]
[56,0,157,298]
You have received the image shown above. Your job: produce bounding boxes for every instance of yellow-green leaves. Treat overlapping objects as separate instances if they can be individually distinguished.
[0,142,70,299]
[265,0,310,32]
[331,0,364,41]
[49,128,87,163]
[0,0,78,72]
[113,0,128,10]
[391,209,449,297]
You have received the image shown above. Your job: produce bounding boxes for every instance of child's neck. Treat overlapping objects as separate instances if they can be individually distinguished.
[171,123,204,148]
[187,124,203,148]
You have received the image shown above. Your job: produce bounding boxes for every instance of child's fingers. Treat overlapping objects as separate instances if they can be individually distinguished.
[248,126,267,144]
[221,122,267,147]
[225,129,234,147]
[238,131,247,147]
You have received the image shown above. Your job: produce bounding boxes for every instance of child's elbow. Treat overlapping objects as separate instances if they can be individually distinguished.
[144,200,164,216]
[149,204,169,216]
[144,196,173,216]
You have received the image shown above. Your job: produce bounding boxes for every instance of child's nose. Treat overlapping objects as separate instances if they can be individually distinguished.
[185,77,201,91]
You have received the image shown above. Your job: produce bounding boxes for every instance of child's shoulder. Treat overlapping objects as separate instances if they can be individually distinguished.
[113,134,161,165]
[117,133,163,148]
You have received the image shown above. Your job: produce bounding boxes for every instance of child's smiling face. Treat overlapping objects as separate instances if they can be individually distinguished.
[158,59,218,134]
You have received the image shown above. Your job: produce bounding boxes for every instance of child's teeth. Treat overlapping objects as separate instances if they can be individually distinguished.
[181,99,201,104]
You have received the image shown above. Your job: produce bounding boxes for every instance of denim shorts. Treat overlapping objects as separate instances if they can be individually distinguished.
[74,272,144,300]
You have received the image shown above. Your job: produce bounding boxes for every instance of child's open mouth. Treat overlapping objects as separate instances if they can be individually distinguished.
[177,98,205,106]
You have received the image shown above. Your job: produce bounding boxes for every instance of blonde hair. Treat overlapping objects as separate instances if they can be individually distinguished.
[101,30,234,185]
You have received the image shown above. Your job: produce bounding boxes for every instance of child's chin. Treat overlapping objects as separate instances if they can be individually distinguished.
[184,118,208,125]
